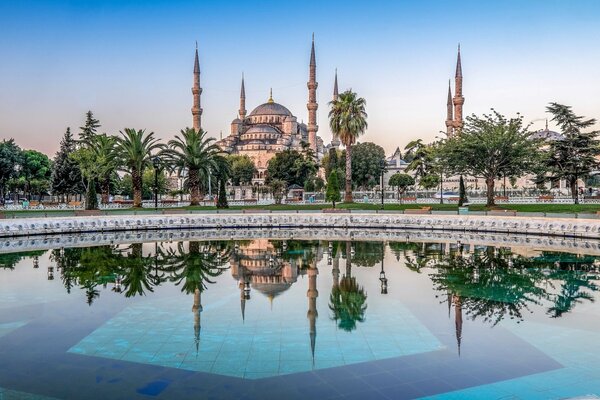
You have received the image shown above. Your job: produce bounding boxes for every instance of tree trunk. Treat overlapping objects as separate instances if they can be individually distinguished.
[345,241,352,278]
[101,177,110,204]
[344,144,353,203]
[570,178,578,204]
[189,168,200,206]
[132,168,142,208]
[485,177,496,207]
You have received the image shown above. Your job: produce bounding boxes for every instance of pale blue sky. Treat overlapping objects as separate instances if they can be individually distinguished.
[1,0,599,155]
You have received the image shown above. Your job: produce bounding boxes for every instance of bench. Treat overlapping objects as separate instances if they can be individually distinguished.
[494,196,509,202]
[401,197,417,202]
[68,201,82,207]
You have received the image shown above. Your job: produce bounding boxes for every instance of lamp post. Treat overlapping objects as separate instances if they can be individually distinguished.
[379,242,388,294]
[152,156,161,211]
[380,158,386,210]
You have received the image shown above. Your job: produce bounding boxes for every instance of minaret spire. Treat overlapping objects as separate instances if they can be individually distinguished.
[452,44,464,135]
[307,34,319,154]
[333,69,339,101]
[445,80,454,136]
[191,43,203,131]
[307,261,318,367]
[268,88,274,103]
[239,73,246,119]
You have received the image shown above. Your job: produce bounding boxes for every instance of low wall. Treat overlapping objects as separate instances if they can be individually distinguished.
[1,212,599,239]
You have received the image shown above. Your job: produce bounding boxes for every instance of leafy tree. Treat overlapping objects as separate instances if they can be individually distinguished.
[51,128,85,200]
[420,173,440,190]
[265,149,317,187]
[388,173,415,202]
[441,110,539,207]
[162,128,223,205]
[92,134,118,204]
[228,154,257,186]
[21,149,52,201]
[0,139,23,203]
[541,103,600,204]
[350,142,386,190]
[321,148,344,190]
[325,170,342,208]
[329,90,368,202]
[270,179,287,205]
[404,139,435,187]
[79,110,101,144]
[116,128,163,207]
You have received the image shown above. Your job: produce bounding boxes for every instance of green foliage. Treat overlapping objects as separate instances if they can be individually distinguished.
[162,128,223,205]
[329,90,368,202]
[441,110,539,207]
[228,154,257,185]
[325,170,342,207]
[351,142,386,190]
[216,178,228,208]
[404,139,438,187]
[0,139,23,202]
[79,110,101,144]
[269,179,287,205]
[541,103,600,203]
[86,179,98,210]
[119,169,168,200]
[265,149,317,187]
[51,128,85,197]
[116,128,163,207]
[420,173,440,190]
[388,173,415,200]
[20,149,52,200]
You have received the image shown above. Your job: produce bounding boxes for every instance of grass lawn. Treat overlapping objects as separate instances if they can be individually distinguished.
[1,202,599,217]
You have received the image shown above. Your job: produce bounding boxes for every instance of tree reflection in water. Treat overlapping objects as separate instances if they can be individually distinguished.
[329,242,368,332]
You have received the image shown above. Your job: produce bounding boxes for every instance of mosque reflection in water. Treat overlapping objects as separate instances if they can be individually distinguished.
[3,238,600,358]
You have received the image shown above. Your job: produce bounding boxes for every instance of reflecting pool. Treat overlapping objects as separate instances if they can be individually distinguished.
[1,232,600,399]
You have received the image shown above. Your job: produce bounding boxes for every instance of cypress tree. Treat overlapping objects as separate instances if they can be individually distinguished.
[216,179,228,209]
[51,128,85,200]
[458,175,468,207]
[79,111,101,144]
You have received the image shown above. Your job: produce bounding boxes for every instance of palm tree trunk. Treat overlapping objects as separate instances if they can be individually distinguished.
[189,168,200,206]
[101,177,110,204]
[132,168,142,208]
[344,144,353,203]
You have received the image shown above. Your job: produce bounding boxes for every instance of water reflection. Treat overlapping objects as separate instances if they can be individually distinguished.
[3,237,600,359]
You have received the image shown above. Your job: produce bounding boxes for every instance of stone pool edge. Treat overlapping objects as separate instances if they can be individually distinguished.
[0,212,598,239]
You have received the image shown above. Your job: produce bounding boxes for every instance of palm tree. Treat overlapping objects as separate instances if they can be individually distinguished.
[162,128,224,206]
[116,128,162,207]
[90,134,118,204]
[329,90,368,203]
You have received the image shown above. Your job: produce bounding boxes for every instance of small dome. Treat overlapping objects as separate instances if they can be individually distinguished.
[531,129,563,141]
[249,102,293,117]
[232,118,242,123]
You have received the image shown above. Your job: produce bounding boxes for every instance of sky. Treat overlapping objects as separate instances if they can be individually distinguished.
[1,0,600,157]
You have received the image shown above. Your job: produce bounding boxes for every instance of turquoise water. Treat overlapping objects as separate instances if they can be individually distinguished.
[0,235,599,399]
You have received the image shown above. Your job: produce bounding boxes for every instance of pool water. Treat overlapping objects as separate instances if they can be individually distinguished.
[1,234,600,399]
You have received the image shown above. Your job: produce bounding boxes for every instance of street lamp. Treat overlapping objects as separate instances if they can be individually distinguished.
[152,156,161,211]
[380,158,386,210]
[379,242,388,294]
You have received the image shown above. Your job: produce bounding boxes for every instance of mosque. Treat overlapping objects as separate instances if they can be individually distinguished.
[190,37,337,184]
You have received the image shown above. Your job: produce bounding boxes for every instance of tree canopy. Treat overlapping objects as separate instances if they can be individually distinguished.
[265,148,317,187]
[350,142,386,190]
[228,154,257,185]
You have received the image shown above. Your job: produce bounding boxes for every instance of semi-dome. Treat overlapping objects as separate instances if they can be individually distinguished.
[245,124,280,134]
[249,102,293,117]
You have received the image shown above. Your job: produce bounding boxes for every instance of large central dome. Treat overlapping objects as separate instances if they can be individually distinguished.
[249,101,292,117]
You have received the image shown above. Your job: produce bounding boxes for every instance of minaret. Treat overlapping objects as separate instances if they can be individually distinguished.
[307,261,318,366]
[239,74,247,120]
[452,44,464,134]
[331,70,341,148]
[192,42,203,131]
[333,69,339,101]
[307,34,319,154]
[445,80,454,137]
